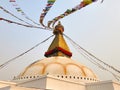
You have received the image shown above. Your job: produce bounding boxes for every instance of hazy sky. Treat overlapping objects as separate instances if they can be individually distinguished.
[0,0,120,81]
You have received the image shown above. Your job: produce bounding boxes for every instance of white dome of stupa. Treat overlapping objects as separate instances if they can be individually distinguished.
[18,56,97,79]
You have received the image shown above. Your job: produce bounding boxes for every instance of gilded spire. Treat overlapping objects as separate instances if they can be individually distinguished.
[44,21,72,58]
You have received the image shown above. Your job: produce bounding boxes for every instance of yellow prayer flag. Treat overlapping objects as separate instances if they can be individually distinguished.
[83,0,93,5]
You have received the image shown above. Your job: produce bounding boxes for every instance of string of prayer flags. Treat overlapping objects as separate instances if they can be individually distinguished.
[0,6,33,25]
[39,0,56,27]
[47,0,98,28]
[0,17,51,30]
[7,0,102,29]
[9,0,40,26]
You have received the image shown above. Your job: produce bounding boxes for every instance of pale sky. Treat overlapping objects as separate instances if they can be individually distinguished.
[0,0,120,81]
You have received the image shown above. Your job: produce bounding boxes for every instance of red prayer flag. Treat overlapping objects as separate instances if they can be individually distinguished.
[9,0,15,2]
[0,18,3,20]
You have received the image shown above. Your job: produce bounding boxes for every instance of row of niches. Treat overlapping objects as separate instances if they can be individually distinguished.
[13,75,98,82]
[13,75,42,80]
[56,75,99,82]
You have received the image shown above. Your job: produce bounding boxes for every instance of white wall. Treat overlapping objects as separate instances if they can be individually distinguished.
[46,76,86,90]
[17,77,47,89]
[0,86,10,90]
[10,86,42,90]
[86,80,114,90]
[2,76,119,90]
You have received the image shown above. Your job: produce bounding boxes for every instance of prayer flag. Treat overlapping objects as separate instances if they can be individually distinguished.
[9,0,15,2]
[0,18,3,20]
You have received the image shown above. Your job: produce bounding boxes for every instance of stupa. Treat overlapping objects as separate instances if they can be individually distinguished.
[0,22,120,90]
[14,22,98,83]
